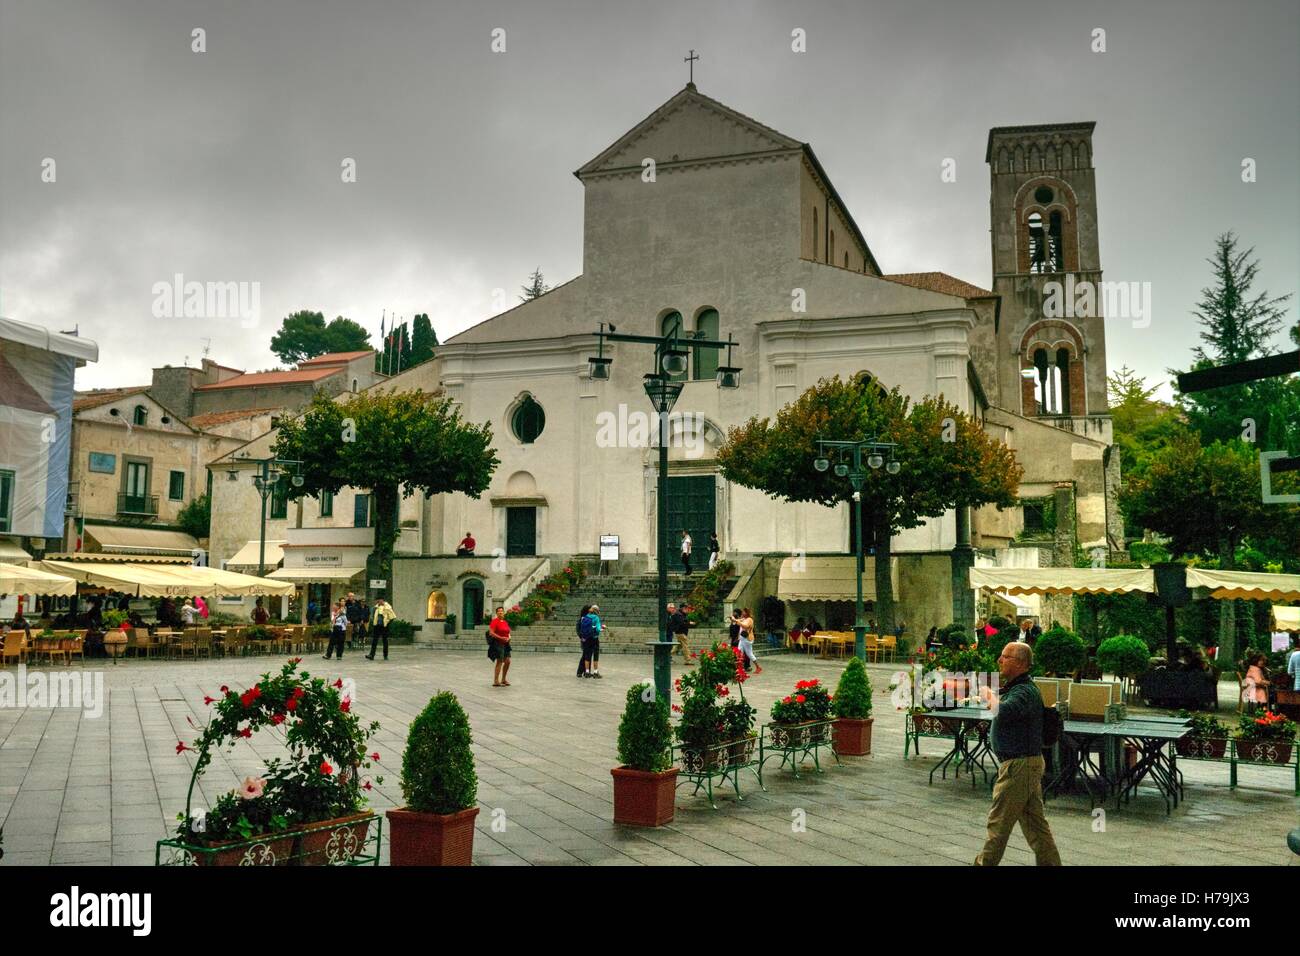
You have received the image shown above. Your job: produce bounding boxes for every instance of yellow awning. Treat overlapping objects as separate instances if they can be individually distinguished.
[776,556,895,602]
[0,539,32,562]
[84,525,199,556]
[1273,605,1300,632]
[969,567,1155,595]
[0,562,76,596]
[38,560,197,597]
[268,567,365,583]
[142,564,295,598]
[1185,568,1300,602]
[225,539,286,570]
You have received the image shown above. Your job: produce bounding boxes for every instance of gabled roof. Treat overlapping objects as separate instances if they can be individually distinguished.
[72,385,150,412]
[883,272,996,299]
[298,351,374,367]
[194,367,338,390]
[575,84,802,179]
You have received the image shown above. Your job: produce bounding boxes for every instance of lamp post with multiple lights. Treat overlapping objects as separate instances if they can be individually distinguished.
[228,456,304,577]
[587,322,741,703]
[812,439,901,661]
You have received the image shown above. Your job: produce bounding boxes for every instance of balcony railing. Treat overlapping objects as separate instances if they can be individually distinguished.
[117,493,159,516]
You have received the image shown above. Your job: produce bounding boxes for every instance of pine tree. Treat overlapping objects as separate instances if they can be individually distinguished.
[520,268,548,302]
[410,313,436,367]
[1175,232,1294,448]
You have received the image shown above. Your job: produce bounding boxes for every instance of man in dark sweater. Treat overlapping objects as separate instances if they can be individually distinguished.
[974,642,1061,866]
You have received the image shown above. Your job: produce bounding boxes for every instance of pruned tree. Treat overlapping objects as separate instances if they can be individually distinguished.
[718,376,1023,635]
[520,268,548,302]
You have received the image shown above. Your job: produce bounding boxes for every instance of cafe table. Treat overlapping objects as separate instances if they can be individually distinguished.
[907,706,997,788]
[1045,717,1190,815]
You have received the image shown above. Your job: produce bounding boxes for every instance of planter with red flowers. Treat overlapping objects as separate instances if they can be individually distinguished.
[758,678,840,782]
[1234,710,1297,765]
[611,682,677,827]
[670,642,759,808]
[386,692,480,866]
[157,659,383,866]
[830,656,875,755]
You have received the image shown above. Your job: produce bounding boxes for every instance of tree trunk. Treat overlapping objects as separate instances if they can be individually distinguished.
[1217,538,1237,666]
[370,483,400,603]
[873,510,895,636]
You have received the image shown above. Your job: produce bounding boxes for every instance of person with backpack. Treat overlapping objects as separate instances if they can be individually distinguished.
[576,604,593,678]
[974,642,1061,866]
[581,604,603,678]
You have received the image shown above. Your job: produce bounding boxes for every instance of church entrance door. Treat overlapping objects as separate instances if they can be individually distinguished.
[506,506,537,556]
[665,475,715,565]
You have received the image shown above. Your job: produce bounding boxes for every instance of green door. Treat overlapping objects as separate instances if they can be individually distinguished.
[462,578,484,630]
[506,507,537,556]
[665,475,715,565]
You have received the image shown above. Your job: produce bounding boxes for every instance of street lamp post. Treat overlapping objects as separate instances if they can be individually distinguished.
[244,457,304,577]
[813,439,901,660]
[587,323,741,703]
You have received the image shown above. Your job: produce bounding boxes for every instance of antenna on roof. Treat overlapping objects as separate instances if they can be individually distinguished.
[201,338,211,358]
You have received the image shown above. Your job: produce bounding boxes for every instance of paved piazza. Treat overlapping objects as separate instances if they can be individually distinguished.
[0,649,1296,866]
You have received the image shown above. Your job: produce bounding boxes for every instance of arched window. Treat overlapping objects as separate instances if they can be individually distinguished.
[511,395,545,443]
[1027,213,1046,273]
[660,311,686,382]
[351,378,358,392]
[812,208,818,258]
[844,252,849,269]
[1047,211,1064,272]
[1056,347,1072,415]
[426,590,447,620]
[133,405,148,426]
[692,309,720,381]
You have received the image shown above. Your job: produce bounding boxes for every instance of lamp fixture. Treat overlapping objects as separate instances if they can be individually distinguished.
[886,460,901,475]
[814,457,830,472]
[867,453,884,469]
[660,348,689,376]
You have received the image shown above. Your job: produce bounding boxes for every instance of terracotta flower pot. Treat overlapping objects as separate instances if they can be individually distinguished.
[1235,739,1294,765]
[292,812,374,866]
[386,806,479,866]
[610,767,678,827]
[1175,736,1227,759]
[833,716,874,755]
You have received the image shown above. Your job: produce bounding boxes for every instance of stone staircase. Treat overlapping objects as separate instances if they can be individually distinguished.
[420,570,735,655]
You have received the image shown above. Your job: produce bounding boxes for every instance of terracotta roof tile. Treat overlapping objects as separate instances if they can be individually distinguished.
[194,368,338,390]
[187,407,282,429]
[298,351,374,366]
[72,385,149,412]
[882,272,996,299]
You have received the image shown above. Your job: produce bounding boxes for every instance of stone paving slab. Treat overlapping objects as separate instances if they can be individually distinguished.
[1,648,1297,866]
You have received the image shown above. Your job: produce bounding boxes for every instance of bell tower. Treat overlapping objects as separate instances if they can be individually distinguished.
[987,122,1110,430]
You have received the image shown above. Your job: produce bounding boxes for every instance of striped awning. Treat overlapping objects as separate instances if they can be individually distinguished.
[969,567,1156,595]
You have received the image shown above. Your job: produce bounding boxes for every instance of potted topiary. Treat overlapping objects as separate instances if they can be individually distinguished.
[443,613,457,635]
[1035,626,1087,678]
[611,682,677,827]
[386,692,479,866]
[831,656,874,755]
[1096,634,1151,701]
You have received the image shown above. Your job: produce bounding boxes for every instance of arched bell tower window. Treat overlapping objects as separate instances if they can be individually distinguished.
[660,311,686,382]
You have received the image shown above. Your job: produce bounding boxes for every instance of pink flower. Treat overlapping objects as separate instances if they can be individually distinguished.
[237,776,266,800]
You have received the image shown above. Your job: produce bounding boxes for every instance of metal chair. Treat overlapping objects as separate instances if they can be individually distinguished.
[194,628,213,659]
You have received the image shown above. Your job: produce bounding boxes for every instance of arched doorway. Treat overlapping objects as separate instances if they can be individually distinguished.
[426,590,447,620]
[461,578,485,631]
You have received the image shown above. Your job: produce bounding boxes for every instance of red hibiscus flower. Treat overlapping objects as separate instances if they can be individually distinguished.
[320,761,333,775]
[271,713,286,725]
[340,697,351,713]
[286,698,299,712]
[175,741,193,754]
[292,686,305,699]
[238,726,253,738]
[333,679,343,689]
[795,695,806,703]
[783,696,792,704]
[203,696,216,706]
[362,780,373,791]
[370,752,380,762]
[219,685,229,694]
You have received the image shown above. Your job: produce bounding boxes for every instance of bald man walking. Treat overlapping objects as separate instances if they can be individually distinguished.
[974,642,1062,866]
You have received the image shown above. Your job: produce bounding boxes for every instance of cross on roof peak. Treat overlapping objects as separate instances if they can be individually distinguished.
[684,49,699,86]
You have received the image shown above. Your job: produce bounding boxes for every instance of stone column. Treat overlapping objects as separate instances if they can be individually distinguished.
[1043,482,1076,628]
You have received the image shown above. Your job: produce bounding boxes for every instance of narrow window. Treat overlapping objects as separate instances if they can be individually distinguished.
[660,311,686,382]
[1056,348,1072,415]
[1048,211,1065,272]
[133,405,148,426]
[812,208,818,258]
[319,489,333,517]
[270,483,288,520]
[1027,213,1047,274]
[693,309,720,381]
[0,470,13,532]
[829,230,835,264]
[1033,348,1050,413]
[353,493,371,528]
[168,470,185,501]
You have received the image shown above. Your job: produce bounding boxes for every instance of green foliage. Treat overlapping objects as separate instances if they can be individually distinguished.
[244,625,273,641]
[982,627,1013,664]
[386,619,414,642]
[616,684,673,772]
[1128,541,1171,564]
[273,390,498,600]
[1035,626,1087,676]
[923,644,997,676]
[401,692,477,814]
[270,310,371,365]
[684,560,734,624]
[770,678,832,723]
[674,641,751,753]
[1237,710,1297,742]
[177,660,381,841]
[520,268,549,302]
[717,375,1023,634]
[177,493,211,540]
[1096,634,1152,679]
[376,320,411,374]
[1176,709,1231,740]
[102,609,129,629]
[409,313,437,367]
[1108,366,1185,483]
[831,656,873,719]
[936,622,970,649]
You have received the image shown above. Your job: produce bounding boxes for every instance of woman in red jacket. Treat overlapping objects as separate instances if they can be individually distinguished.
[490,606,512,687]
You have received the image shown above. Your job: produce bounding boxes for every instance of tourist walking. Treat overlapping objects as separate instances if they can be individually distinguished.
[1288,636,1300,691]
[367,597,395,660]
[707,532,720,571]
[680,530,692,575]
[728,609,741,650]
[324,602,347,660]
[489,606,512,687]
[576,604,593,677]
[738,607,761,674]
[1244,652,1270,709]
[974,642,1061,866]
[667,602,692,664]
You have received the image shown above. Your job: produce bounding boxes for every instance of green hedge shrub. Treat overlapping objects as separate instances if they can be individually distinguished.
[1036,626,1087,676]
[616,683,673,772]
[1096,634,1151,680]
[831,656,873,719]
[401,692,477,815]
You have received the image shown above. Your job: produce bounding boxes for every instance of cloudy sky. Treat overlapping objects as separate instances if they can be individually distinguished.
[1,0,1296,396]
